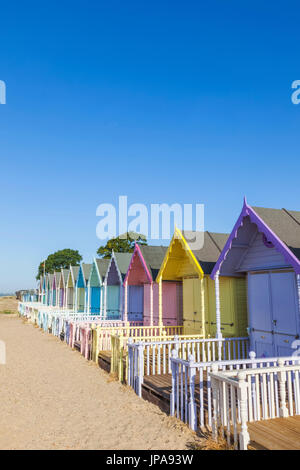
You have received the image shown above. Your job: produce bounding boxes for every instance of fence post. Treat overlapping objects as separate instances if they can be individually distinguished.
[249,350,256,362]
[278,358,289,418]
[127,338,133,386]
[211,363,219,441]
[237,371,250,450]
[188,354,197,431]
[174,335,180,356]
[137,342,144,398]
[170,349,178,417]
[118,332,124,382]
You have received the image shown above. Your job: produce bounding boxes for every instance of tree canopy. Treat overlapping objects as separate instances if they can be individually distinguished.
[97,232,147,258]
[36,249,82,279]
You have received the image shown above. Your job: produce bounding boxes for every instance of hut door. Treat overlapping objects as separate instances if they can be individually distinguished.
[90,287,101,314]
[128,286,144,322]
[248,271,299,357]
[107,286,120,318]
[183,278,202,334]
[248,273,274,357]
[270,272,299,356]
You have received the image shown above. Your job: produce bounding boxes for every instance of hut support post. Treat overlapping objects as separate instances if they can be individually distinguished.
[150,282,153,326]
[158,278,163,328]
[87,283,90,314]
[124,281,128,323]
[215,271,223,359]
[103,281,107,319]
[297,274,300,317]
[74,284,78,313]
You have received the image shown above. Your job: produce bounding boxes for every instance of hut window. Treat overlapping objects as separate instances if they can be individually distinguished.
[262,233,274,248]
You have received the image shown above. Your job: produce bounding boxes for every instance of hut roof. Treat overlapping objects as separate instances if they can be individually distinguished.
[114,253,132,279]
[138,245,168,280]
[211,200,300,278]
[95,259,110,281]
[81,263,92,282]
[182,231,229,274]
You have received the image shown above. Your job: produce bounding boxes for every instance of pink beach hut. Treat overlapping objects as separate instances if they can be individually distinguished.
[124,244,182,326]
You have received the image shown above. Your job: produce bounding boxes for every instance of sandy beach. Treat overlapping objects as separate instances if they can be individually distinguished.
[0,314,201,450]
[0,296,18,314]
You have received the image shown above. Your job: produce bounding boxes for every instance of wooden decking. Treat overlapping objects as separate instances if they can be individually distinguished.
[248,416,300,450]
[97,351,300,450]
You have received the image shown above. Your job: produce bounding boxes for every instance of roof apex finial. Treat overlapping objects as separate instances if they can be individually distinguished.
[243,195,248,206]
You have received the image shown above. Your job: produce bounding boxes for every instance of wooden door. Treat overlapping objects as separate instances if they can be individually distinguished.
[106,285,120,318]
[270,272,299,356]
[248,272,274,357]
[183,278,203,334]
[90,287,101,314]
[128,286,144,322]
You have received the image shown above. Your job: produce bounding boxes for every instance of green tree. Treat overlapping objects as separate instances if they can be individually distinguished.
[36,249,82,279]
[97,232,147,258]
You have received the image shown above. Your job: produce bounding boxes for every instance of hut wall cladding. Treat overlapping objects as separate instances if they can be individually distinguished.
[238,224,288,271]
[89,263,101,314]
[143,282,183,326]
[77,268,86,312]
[181,276,247,337]
[106,258,121,316]
[52,276,56,307]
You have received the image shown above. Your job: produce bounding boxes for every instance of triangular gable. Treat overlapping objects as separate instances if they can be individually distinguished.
[156,228,204,282]
[124,244,152,285]
[59,269,65,288]
[211,199,300,278]
[68,266,79,287]
[77,264,86,288]
[54,272,61,289]
[52,274,56,291]
[105,252,123,286]
[88,259,103,287]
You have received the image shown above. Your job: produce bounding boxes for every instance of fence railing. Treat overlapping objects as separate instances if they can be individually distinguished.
[128,336,248,397]
[170,350,300,439]
[110,332,199,382]
[210,358,300,449]
[91,325,183,363]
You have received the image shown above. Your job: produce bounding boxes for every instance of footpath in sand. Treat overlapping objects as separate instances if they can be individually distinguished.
[0,314,202,450]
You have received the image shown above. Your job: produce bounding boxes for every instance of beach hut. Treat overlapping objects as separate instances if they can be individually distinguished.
[124,244,180,325]
[104,252,132,320]
[38,276,43,303]
[87,258,110,315]
[42,275,47,305]
[66,266,79,311]
[211,199,300,357]
[62,269,70,308]
[156,228,247,337]
[76,263,92,313]
[53,272,61,307]
[58,269,68,308]
[47,273,54,306]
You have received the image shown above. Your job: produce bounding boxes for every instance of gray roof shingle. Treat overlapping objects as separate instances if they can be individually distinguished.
[253,206,300,260]
[182,231,229,274]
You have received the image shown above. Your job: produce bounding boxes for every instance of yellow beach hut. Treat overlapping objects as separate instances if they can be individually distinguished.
[156,228,247,339]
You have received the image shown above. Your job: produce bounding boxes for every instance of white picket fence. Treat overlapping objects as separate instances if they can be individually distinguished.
[170,351,300,445]
[210,359,300,449]
[127,336,249,397]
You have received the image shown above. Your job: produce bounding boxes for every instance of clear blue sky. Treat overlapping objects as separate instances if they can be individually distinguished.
[0,1,300,292]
